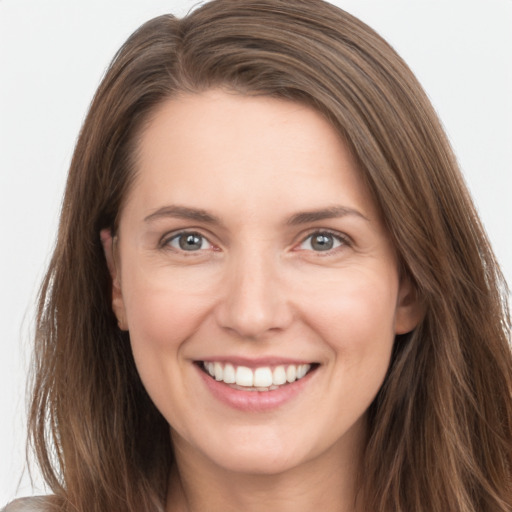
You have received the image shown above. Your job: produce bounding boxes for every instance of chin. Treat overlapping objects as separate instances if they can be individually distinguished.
[210,447,305,476]
[177,425,313,476]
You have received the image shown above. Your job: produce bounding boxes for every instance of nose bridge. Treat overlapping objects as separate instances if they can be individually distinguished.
[215,243,291,338]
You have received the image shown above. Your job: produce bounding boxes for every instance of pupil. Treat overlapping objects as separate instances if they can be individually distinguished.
[312,234,333,251]
[179,234,202,251]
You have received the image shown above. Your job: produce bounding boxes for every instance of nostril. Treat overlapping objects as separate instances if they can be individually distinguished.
[215,293,293,339]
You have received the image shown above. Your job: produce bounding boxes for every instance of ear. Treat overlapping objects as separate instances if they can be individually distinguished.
[394,276,424,335]
[100,228,128,331]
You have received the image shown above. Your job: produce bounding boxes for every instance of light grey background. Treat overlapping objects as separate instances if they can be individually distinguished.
[1,0,511,503]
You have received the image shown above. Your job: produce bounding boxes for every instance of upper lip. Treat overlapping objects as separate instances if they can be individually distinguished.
[195,357,318,368]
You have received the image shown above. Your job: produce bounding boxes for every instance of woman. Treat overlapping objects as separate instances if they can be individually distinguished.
[4,0,511,510]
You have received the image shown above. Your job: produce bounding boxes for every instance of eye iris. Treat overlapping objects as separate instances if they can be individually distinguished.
[311,233,334,251]
[179,233,203,251]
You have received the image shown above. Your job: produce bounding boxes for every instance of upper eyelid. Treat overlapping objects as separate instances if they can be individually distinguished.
[158,228,352,250]
[160,229,216,249]
[291,230,353,257]
[297,228,352,245]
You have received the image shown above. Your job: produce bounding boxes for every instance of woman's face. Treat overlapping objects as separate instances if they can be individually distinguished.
[106,90,420,475]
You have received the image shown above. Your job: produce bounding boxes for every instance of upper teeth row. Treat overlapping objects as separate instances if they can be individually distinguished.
[203,361,311,388]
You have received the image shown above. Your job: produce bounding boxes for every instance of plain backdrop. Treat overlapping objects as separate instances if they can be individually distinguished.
[1,0,511,503]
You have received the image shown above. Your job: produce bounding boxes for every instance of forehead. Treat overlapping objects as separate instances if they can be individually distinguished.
[122,89,379,226]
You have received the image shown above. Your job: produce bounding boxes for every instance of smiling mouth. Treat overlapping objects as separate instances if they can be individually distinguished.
[197,361,319,391]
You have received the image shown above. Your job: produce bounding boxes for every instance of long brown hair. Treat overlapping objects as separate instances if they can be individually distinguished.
[29,1,512,510]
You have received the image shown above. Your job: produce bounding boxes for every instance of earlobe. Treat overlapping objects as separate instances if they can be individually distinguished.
[394,277,425,335]
[100,228,128,331]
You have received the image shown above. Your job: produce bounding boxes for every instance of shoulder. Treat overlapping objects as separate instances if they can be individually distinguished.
[1,497,53,512]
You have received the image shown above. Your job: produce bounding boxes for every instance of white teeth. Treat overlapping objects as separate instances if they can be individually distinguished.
[272,365,287,385]
[203,362,312,389]
[254,367,273,387]
[297,364,308,379]
[235,366,254,387]
[214,361,223,381]
[223,363,236,384]
[286,365,297,383]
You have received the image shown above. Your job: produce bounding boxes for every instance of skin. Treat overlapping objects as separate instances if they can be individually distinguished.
[102,90,422,512]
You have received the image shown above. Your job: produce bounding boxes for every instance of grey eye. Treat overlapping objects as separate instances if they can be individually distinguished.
[300,232,343,252]
[168,232,210,251]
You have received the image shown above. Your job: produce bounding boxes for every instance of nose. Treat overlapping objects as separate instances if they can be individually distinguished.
[215,251,293,340]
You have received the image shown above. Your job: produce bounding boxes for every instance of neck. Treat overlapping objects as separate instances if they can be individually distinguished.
[166,421,366,512]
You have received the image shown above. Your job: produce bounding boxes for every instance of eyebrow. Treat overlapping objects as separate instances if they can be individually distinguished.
[143,204,369,226]
[286,206,369,225]
[144,205,222,224]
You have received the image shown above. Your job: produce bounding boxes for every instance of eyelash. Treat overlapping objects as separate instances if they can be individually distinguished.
[161,231,217,253]
[296,230,351,254]
[160,229,351,255]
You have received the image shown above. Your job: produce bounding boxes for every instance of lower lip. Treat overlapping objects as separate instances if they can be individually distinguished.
[196,364,316,412]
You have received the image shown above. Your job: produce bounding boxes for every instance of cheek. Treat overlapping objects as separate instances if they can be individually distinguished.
[311,276,398,425]
[120,274,211,424]
[121,264,216,349]
[301,268,398,376]
[119,278,204,401]
[305,267,398,331]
